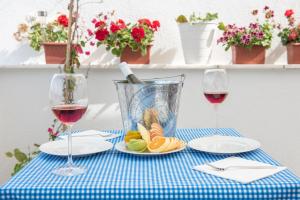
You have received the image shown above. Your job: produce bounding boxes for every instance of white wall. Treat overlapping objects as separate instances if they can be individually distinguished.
[0,0,300,65]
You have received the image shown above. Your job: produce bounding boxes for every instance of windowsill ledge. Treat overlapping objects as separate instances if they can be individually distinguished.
[0,64,300,69]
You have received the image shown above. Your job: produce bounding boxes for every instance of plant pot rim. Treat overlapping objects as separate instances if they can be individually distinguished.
[177,22,217,26]
[124,45,152,51]
[287,42,300,46]
[232,45,266,49]
[43,42,67,46]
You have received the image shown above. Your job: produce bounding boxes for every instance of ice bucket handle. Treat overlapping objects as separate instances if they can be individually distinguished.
[142,74,185,84]
[113,74,185,87]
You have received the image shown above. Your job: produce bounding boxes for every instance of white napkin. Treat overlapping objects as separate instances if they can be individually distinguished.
[59,130,120,140]
[193,156,286,184]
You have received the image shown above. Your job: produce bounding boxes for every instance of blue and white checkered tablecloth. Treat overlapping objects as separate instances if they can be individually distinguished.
[1,128,300,200]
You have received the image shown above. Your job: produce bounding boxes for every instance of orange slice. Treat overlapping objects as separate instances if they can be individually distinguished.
[148,136,170,153]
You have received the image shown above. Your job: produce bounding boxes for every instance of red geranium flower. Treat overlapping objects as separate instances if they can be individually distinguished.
[131,27,145,42]
[95,20,106,28]
[110,23,121,33]
[85,51,90,56]
[95,28,109,41]
[74,44,83,54]
[138,18,152,27]
[288,29,298,41]
[285,9,294,18]
[110,19,127,33]
[151,20,160,31]
[57,15,68,27]
[117,19,126,29]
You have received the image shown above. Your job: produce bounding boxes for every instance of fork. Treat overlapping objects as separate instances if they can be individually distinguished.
[207,163,278,171]
[72,132,113,137]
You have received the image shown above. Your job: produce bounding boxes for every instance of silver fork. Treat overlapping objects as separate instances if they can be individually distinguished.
[207,163,277,171]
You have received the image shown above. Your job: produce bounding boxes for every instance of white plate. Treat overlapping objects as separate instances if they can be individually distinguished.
[115,141,186,156]
[188,135,260,154]
[40,137,113,156]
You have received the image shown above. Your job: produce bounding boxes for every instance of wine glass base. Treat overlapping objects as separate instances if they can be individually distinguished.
[52,165,86,176]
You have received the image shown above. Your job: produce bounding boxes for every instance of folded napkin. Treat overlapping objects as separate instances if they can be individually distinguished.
[59,130,120,140]
[193,156,286,184]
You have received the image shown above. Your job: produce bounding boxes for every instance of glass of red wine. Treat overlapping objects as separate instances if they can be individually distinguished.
[49,73,88,176]
[203,69,228,135]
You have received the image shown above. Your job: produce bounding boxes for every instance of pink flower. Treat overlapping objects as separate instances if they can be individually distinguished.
[48,128,53,133]
[241,34,251,45]
[249,23,259,30]
[288,29,298,41]
[85,51,90,55]
[87,29,94,36]
[92,18,97,24]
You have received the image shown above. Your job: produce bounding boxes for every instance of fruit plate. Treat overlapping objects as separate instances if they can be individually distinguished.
[188,135,260,155]
[40,137,113,157]
[115,141,186,155]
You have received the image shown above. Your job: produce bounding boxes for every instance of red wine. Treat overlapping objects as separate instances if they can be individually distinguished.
[52,104,87,124]
[204,92,228,104]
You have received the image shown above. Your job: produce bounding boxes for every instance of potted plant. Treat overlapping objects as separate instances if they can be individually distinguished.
[176,12,218,64]
[217,6,277,64]
[14,13,85,64]
[90,13,160,64]
[278,9,300,64]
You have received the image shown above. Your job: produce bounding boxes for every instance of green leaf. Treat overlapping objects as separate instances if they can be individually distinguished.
[176,15,188,23]
[111,48,121,57]
[5,152,13,158]
[218,22,226,31]
[80,41,85,47]
[14,149,28,163]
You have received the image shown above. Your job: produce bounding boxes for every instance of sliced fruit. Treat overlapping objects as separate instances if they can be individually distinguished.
[148,136,170,153]
[127,139,147,152]
[124,131,142,143]
[137,123,151,144]
[149,123,164,140]
[143,108,159,130]
[163,137,182,152]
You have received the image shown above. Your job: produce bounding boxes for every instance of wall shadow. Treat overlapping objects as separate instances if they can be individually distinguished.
[0,44,42,65]
[266,43,285,64]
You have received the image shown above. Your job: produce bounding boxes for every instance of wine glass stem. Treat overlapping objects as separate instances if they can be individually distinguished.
[67,125,74,167]
[214,104,218,135]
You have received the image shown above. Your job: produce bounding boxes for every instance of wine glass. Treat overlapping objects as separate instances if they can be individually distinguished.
[49,73,88,176]
[203,69,228,135]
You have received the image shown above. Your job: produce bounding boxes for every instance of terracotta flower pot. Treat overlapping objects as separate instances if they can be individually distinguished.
[287,43,300,64]
[231,45,266,64]
[43,42,67,64]
[120,46,151,64]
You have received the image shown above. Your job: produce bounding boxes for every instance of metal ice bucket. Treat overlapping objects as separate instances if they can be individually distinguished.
[114,75,185,137]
